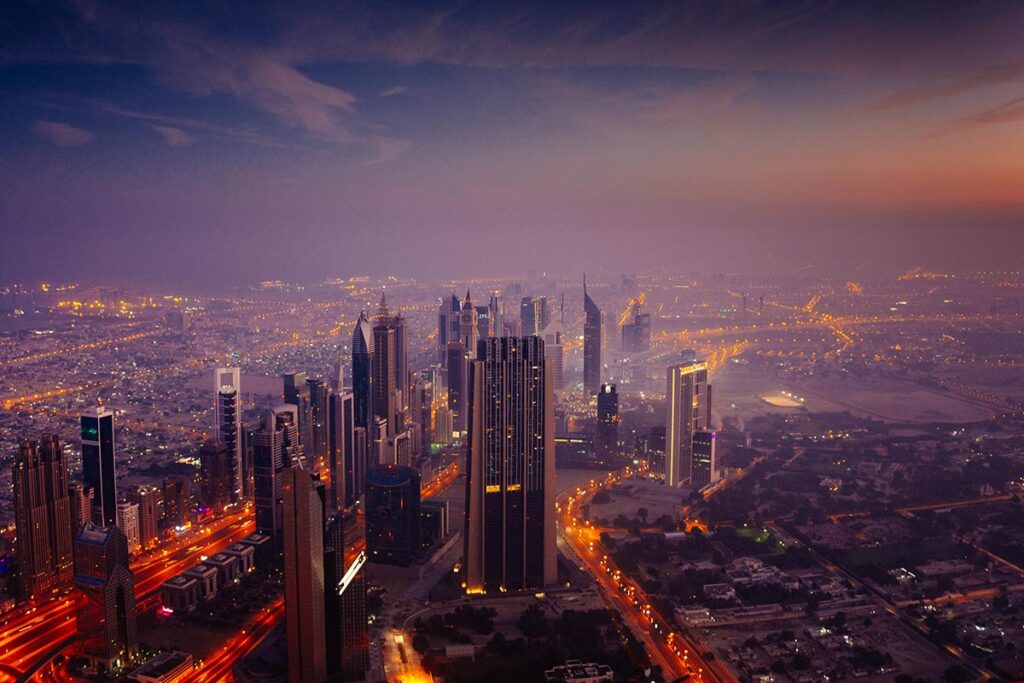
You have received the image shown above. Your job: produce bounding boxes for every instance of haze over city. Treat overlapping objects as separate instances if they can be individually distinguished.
[2,3,1024,683]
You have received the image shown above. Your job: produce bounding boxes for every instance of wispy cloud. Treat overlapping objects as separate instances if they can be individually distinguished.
[151,124,195,147]
[366,135,412,164]
[31,120,95,146]
[862,65,1024,112]
[379,85,408,97]
[927,96,1024,138]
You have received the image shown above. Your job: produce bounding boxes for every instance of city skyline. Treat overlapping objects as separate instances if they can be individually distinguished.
[2,1,1022,287]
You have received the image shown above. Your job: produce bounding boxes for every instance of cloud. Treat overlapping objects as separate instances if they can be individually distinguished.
[366,135,412,164]
[379,85,408,97]
[151,124,195,146]
[31,120,95,146]
[928,96,1024,138]
[862,65,1024,112]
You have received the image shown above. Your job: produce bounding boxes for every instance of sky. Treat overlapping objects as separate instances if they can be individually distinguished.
[1,1,1022,288]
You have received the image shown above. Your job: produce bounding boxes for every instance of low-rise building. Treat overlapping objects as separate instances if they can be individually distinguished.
[545,659,614,683]
[128,650,193,683]
[183,564,218,601]
[159,575,200,615]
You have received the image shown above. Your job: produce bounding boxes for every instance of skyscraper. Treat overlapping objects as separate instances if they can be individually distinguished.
[161,477,189,530]
[214,367,242,501]
[464,336,556,593]
[328,390,358,510]
[519,295,548,336]
[393,308,409,415]
[74,523,137,671]
[371,295,397,438]
[621,302,651,352]
[126,485,160,549]
[666,359,711,487]
[115,502,141,555]
[583,276,603,395]
[13,435,74,598]
[199,439,232,509]
[252,407,299,548]
[438,293,462,368]
[82,406,117,527]
[324,510,369,681]
[691,429,718,488]
[68,480,94,537]
[282,465,326,683]
[460,291,479,359]
[542,318,566,392]
[446,340,467,434]
[307,377,331,463]
[488,292,503,335]
[283,372,314,454]
[351,310,374,436]
[595,384,620,461]
[365,464,421,566]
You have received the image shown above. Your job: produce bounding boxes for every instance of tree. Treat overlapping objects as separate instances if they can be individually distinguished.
[412,633,429,654]
[637,507,649,523]
[517,604,548,639]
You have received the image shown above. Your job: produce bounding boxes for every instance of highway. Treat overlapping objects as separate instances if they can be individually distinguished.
[558,468,735,683]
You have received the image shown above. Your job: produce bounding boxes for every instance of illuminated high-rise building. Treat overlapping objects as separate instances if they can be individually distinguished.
[371,295,397,438]
[437,293,462,368]
[351,310,374,436]
[74,523,137,671]
[214,367,242,501]
[446,340,467,433]
[542,318,566,392]
[253,406,301,548]
[281,465,326,683]
[126,485,159,548]
[519,295,548,336]
[13,435,74,598]
[82,406,117,527]
[283,371,314,454]
[307,377,331,463]
[329,390,358,509]
[324,510,368,681]
[691,429,718,488]
[161,477,189,530]
[666,359,711,487]
[393,309,409,415]
[365,464,421,566]
[488,293,503,335]
[68,480,94,537]
[115,502,141,555]
[199,439,232,509]
[583,276,603,395]
[621,303,651,352]
[460,290,479,359]
[464,336,556,593]
[595,384,620,460]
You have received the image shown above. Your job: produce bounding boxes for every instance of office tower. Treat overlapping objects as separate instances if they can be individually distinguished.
[161,477,189,529]
[542,319,566,392]
[252,407,301,548]
[283,372,314,454]
[282,466,326,683]
[307,377,331,463]
[408,375,432,455]
[621,303,651,352]
[365,465,421,566]
[488,292,503,334]
[393,309,409,414]
[82,407,117,527]
[13,436,74,598]
[324,511,368,681]
[446,341,467,433]
[433,406,454,445]
[329,390,358,510]
[437,293,462,368]
[214,367,242,501]
[371,417,388,466]
[389,429,413,467]
[475,304,491,340]
[464,336,556,593]
[371,295,397,438]
[519,295,548,336]
[126,485,159,548]
[351,310,375,440]
[199,439,232,510]
[74,523,137,671]
[421,499,450,547]
[69,481,94,537]
[115,502,141,555]
[691,430,718,488]
[583,276,603,394]
[460,291,479,359]
[666,359,711,487]
[595,384,620,460]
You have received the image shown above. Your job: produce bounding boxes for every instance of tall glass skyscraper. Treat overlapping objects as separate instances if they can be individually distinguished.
[73,523,137,671]
[463,336,556,593]
[214,367,242,501]
[351,310,374,437]
[282,465,326,683]
[81,407,117,527]
[583,276,603,395]
[666,359,711,487]
[365,464,421,566]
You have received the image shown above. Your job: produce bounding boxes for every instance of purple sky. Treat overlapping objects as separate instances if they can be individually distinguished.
[1,1,1022,287]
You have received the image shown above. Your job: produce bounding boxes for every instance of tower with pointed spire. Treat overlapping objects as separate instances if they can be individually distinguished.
[371,293,398,440]
[460,290,479,359]
[583,274,603,395]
